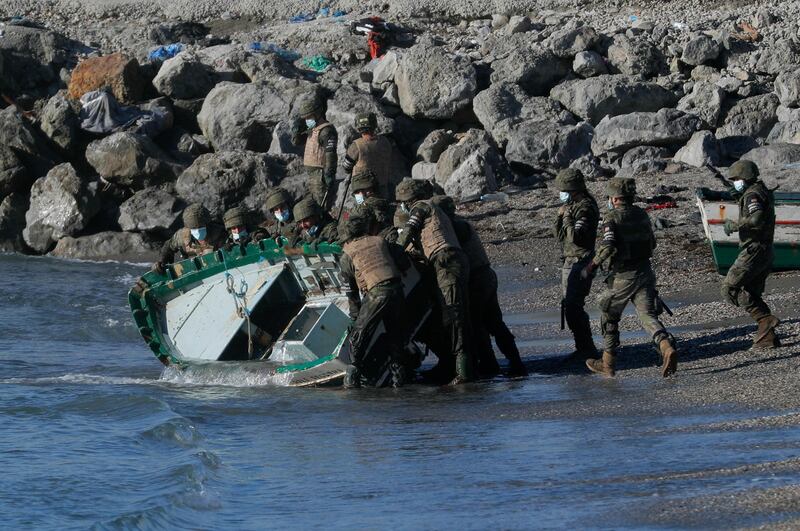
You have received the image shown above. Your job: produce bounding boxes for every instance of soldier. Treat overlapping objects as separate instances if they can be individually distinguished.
[262,187,300,244]
[434,195,528,377]
[395,178,473,384]
[153,204,226,272]
[292,93,338,209]
[293,197,339,246]
[581,177,678,378]
[721,160,780,348]
[339,209,411,387]
[553,168,601,361]
[222,206,268,250]
[350,170,396,241]
[342,112,394,199]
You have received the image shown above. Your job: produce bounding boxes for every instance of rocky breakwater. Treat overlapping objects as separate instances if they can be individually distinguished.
[0,3,799,262]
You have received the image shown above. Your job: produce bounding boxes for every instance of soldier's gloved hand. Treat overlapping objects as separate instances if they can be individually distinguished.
[152,261,165,275]
[557,205,567,216]
[723,219,739,236]
[223,241,234,252]
[290,117,304,138]
[580,262,596,280]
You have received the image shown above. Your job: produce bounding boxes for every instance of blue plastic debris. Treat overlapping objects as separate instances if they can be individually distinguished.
[333,10,347,17]
[148,43,183,62]
[290,13,315,23]
[249,42,301,61]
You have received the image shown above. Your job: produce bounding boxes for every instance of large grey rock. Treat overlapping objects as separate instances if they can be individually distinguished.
[40,90,81,155]
[197,81,304,152]
[774,71,800,108]
[238,52,298,83]
[416,129,454,163]
[550,75,677,125]
[505,120,593,170]
[573,51,607,78]
[490,46,570,97]
[86,133,180,189]
[434,130,503,201]
[473,82,575,146]
[49,231,159,262]
[592,108,701,154]
[443,151,498,202]
[372,50,401,86]
[0,106,59,179]
[395,45,476,119]
[607,35,665,78]
[118,186,183,233]
[152,52,218,100]
[0,193,29,252]
[0,147,30,199]
[777,105,800,123]
[618,146,671,176]
[0,25,77,94]
[741,143,800,168]
[767,121,800,144]
[681,35,721,66]
[23,163,100,253]
[677,81,725,127]
[755,40,800,75]
[549,26,600,59]
[411,161,437,181]
[716,93,779,139]
[673,130,722,167]
[268,121,303,156]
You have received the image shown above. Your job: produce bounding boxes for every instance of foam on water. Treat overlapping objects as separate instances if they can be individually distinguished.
[159,365,294,387]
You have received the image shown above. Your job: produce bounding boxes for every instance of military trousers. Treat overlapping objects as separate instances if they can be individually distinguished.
[305,168,337,212]
[561,255,597,353]
[430,248,473,380]
[721,242,773,321]
[469,265,522,374]
[598,263,670,354]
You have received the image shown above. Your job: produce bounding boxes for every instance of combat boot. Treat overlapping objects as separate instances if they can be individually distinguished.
[753,315,780,349]
[586,351,615,377]
[659,339,678,377]
[449,352,475,385]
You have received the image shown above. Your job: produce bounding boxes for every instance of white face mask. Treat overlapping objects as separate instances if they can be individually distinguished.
[733,179,746,192]
[305,118,317,129]
[190,227,207,241]
[607,199,614,210]
[274,209,290,223]
[231,229,248,242]
[400,203,409,213]
[354,192,365,205]
[559,191,571,203]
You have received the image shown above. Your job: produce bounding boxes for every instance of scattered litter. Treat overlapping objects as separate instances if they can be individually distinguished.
[350,17,396,59]
[333,10,348,17]
[733,22,760,42]
[671,21,688,30]
[645,194,678,211]
[290,13,315,23]
[629,15,639,23]
[79,90,143,134]
[302,54,333,72]
[148,43,183,62]
[249,42,300,62]
[5,16,44,29]
[480,192,509,204]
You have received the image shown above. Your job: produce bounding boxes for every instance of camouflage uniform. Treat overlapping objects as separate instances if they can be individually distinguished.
[293,94,338,209]
[292,197,339,246]
[349,170,397,242]
[553,169,600,359]
[721,160,779,348]
[260,187,300,244]
[396,178,473,383]
[585,177,678,378]
[158,204,226,265]
[342,113,394,199]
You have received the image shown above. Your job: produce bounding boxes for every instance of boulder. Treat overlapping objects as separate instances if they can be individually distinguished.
[592,108,701,154]
[506,16,533,35]
[197,81,300,152]
[443,151,498,202]
[715,93,780,139]
[741,143,800,169]
[677,81,725,127]
[40,90,81,155]
[607,35,665,78]
[118,186,184,233]
[681,35,721,66]
[673,130,722,167]
[573,51,607,78]
[767,122,800,144]
[238,52,298,84]
[0,147,31,199]
[0,106,60,179]
[549,26,600,59]
[490,46,570,97]
[395,45,476,119]
[719,136,760,161]
[411,161,438,182]
[0,193,29,252]
[86,133,180,189]
[372,51,401,86]
[67,53,145,103]
[434,130,503,201]
[550,75,677,125]
[777,105,800,123]
[0,25,77,94]
[23,163,100,253]
[618,146,671,176]
[152,52,218,100]
[49,231,160,262]
[505,120,593,170]
[416,129,455,163]
[774,71,800,108]
[755,40,800,75]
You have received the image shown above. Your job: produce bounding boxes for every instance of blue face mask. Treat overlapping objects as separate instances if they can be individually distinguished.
[400,203,409,213]
[354,193,365,205]
[191,227,207,241]
[274,210,291,223]
[607,199,614,210]
[733,180,746,192]
[307,225,319,236]
[559,191,571,203]
[305,118,317,129]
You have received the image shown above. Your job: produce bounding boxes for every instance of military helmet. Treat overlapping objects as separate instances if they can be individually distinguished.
[555,168,586,192]
[354,112,377,132]
[265,187,292,212]
[298,93,324,118]
[395,178,430,203]
[293,197,320,222]
[607,177,636,198]
[223,206,247,230]
[182,204,210,229]
[351,170,377,193]
[431,194,456,218]
[729,160,760,182]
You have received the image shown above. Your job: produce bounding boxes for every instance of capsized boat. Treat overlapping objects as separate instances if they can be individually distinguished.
[128,240,430,386]
[695,187,800,274]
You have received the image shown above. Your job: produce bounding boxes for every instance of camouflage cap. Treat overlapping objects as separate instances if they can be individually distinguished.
[182,204,210,229]
[297,93,323,118]
[351,170,377,193]
[607,177,636,198]
[555,168,586,192]
[395,178,429,202]
[223,206,248,230]
[431,194,456,218]
[729,160,760,182]
[354,112,377,132]
[293,197,320,221]
[265,187,292,211]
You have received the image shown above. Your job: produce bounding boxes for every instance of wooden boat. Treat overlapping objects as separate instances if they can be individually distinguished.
[128,240,430,387]
[695,187,800,274]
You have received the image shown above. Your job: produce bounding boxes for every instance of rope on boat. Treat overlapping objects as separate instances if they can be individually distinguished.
[221,252,254,356]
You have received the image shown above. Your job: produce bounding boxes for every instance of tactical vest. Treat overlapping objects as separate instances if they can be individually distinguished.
[343,235,400,292]
[304,123,333,168]
[738,182,775,246]
[179,228,218,257]
[560,196,600,258]
[459,221,490,269]
[417,200,461,259]
[352,136,392,196]
[608,205,654,269]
